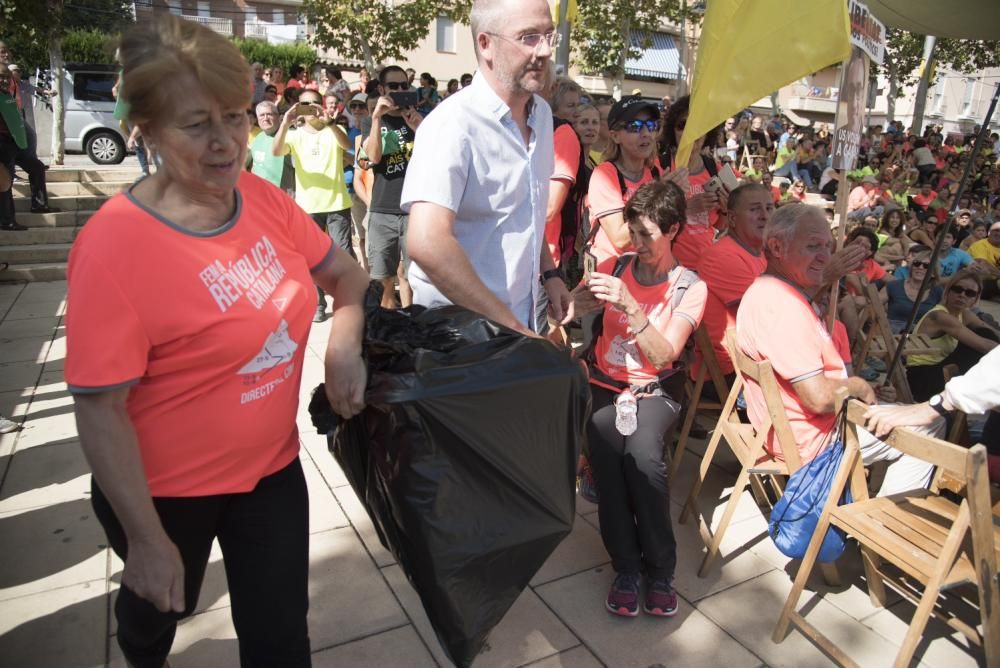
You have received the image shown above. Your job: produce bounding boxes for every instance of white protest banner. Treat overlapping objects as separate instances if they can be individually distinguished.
[849,0,885,65]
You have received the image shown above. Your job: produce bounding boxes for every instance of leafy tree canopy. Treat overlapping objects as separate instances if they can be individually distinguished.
[301,0,470,71]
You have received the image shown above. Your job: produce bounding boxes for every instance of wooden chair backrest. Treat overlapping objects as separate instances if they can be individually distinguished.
[794,392,1000,666]
[841,395,1000,623]
[844,397,969,477]
[692,324,731,406]
[861,280,916,403]
[724,328,804,472]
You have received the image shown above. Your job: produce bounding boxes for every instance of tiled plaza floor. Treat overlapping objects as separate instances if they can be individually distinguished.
[0,280,991,667]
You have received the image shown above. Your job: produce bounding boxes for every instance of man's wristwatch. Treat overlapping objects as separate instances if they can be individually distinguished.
[928,393,951,417]
[541,268,563,283]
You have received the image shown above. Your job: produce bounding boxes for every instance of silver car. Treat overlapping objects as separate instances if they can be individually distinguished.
[63,64,128,165]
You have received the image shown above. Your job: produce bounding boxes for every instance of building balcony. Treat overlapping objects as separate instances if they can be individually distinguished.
[785,83,838,115]
[244,20,304,44]
[186,15,233,37]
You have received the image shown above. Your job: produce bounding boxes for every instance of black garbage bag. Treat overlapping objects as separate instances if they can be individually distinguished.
[309,287,590,667]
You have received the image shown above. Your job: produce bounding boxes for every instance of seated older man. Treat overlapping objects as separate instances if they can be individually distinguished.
[695,184,865,398]
[736,203,943,496]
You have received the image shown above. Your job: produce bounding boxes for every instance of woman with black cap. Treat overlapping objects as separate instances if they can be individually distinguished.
[584,96,662,265]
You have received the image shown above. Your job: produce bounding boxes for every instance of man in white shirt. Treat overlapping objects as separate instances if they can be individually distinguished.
[864,346,1000,483]
[400,0,572,337]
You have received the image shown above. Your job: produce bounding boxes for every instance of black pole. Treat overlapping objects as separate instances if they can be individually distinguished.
[883,82,1000,388]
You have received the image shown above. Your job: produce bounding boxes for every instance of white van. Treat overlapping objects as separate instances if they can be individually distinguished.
[62,63,128,165]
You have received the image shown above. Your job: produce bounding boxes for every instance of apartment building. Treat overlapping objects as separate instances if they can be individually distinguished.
[134,0,304,41]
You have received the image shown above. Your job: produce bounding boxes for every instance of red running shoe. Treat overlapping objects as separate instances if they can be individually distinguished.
[606,573,640,617]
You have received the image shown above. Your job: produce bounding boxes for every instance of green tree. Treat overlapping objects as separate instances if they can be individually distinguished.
[935,38,1000,74]
[0,0,71,163]
[0,0,132,71]
[573,0,695,87]
[876,29,924,122]
[232,38,317,76]
[300,0,471,71]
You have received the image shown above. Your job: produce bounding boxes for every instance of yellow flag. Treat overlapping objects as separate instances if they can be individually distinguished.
[552,0,578,25]
[675,0,851,167]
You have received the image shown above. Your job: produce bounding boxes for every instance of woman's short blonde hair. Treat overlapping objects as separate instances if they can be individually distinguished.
[119,14,251,127]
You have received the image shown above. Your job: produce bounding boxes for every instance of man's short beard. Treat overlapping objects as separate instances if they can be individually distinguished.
[494,57,545,96]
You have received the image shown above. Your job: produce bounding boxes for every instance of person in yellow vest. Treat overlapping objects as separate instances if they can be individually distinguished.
[906,269,999,401]
[968,220,1000,301]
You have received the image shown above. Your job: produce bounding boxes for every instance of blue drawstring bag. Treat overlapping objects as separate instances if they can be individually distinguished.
[768,408,852,563]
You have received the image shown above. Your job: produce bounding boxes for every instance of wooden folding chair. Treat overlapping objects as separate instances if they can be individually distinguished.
[773,393,1000,668]
[668,324,732,481]
[680,330,839,583]
[941,364,970,447]
[852,280,937,404]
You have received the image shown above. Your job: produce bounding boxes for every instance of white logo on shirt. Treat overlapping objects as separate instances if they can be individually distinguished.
[238,319,300,404]
[604,334,643,371]
[198,235,287,313]
[238,319,298,375]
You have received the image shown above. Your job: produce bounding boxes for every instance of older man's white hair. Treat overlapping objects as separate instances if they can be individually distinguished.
[255,100,278,115]
[763,203,827,251]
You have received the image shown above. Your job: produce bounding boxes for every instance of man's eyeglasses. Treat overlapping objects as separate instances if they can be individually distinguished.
[910,260,931,269]
[621,119,660,134]
[949,285,979,298]
[384,81,410,91]
[487,31,560,52]
[349,104,366,110]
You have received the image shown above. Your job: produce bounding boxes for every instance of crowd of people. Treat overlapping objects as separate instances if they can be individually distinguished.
[34,0,1000,663]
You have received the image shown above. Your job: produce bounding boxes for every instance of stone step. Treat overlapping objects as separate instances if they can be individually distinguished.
[0,262,67,283]
[0,243,73,265]
[14,194,109,213]
[12,180,133,198]
[0,227,78,246]
[43,168,142,183]
[12,210,95,228]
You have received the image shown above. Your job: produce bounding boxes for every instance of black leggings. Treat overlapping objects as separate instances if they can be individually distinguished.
[92,458,311,668]
[587,384,680,580]
[907,326,1000,402]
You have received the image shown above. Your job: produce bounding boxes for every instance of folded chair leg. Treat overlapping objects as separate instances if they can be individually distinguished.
[772,541,821,643]
[818,562,840,588]
[670,371,706,481]
[892,583,941,668]
[748,475,770,507]
[680,416,726,525]
[698,466,750,577]
[859,547,887,608]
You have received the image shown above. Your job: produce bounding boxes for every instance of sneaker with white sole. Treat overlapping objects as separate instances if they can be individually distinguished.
[606,572,640,617]
[643,577,678,617]
[0,415,21,434]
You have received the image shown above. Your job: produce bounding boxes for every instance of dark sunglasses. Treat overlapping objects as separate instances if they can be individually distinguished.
[910,260,931,268]
[384,81,410,91]
[949,285,979,298]
[349,103,366,109]
[622,119,660,134]
[675,119,687,131]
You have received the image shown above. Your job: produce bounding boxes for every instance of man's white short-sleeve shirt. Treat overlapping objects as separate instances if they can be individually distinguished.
[400,73,555,325]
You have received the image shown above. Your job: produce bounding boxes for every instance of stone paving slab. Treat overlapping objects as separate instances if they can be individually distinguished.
[0,579,108,668]
[696,570,923,668]
[0,280,994,668]
[535,566,763,667]
[312,624,437,667]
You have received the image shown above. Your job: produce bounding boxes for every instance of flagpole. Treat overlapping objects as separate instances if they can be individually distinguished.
[882,82,1000,388]
[826,169,851,331]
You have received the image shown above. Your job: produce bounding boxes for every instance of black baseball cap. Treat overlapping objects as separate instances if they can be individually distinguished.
[607,96,660,128]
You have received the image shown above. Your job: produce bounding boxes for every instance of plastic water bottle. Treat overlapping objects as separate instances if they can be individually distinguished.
[615,389,638,436]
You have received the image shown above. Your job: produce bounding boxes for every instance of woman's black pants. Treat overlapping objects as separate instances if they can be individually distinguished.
[92,458,311,668]
[587,384,680,580]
